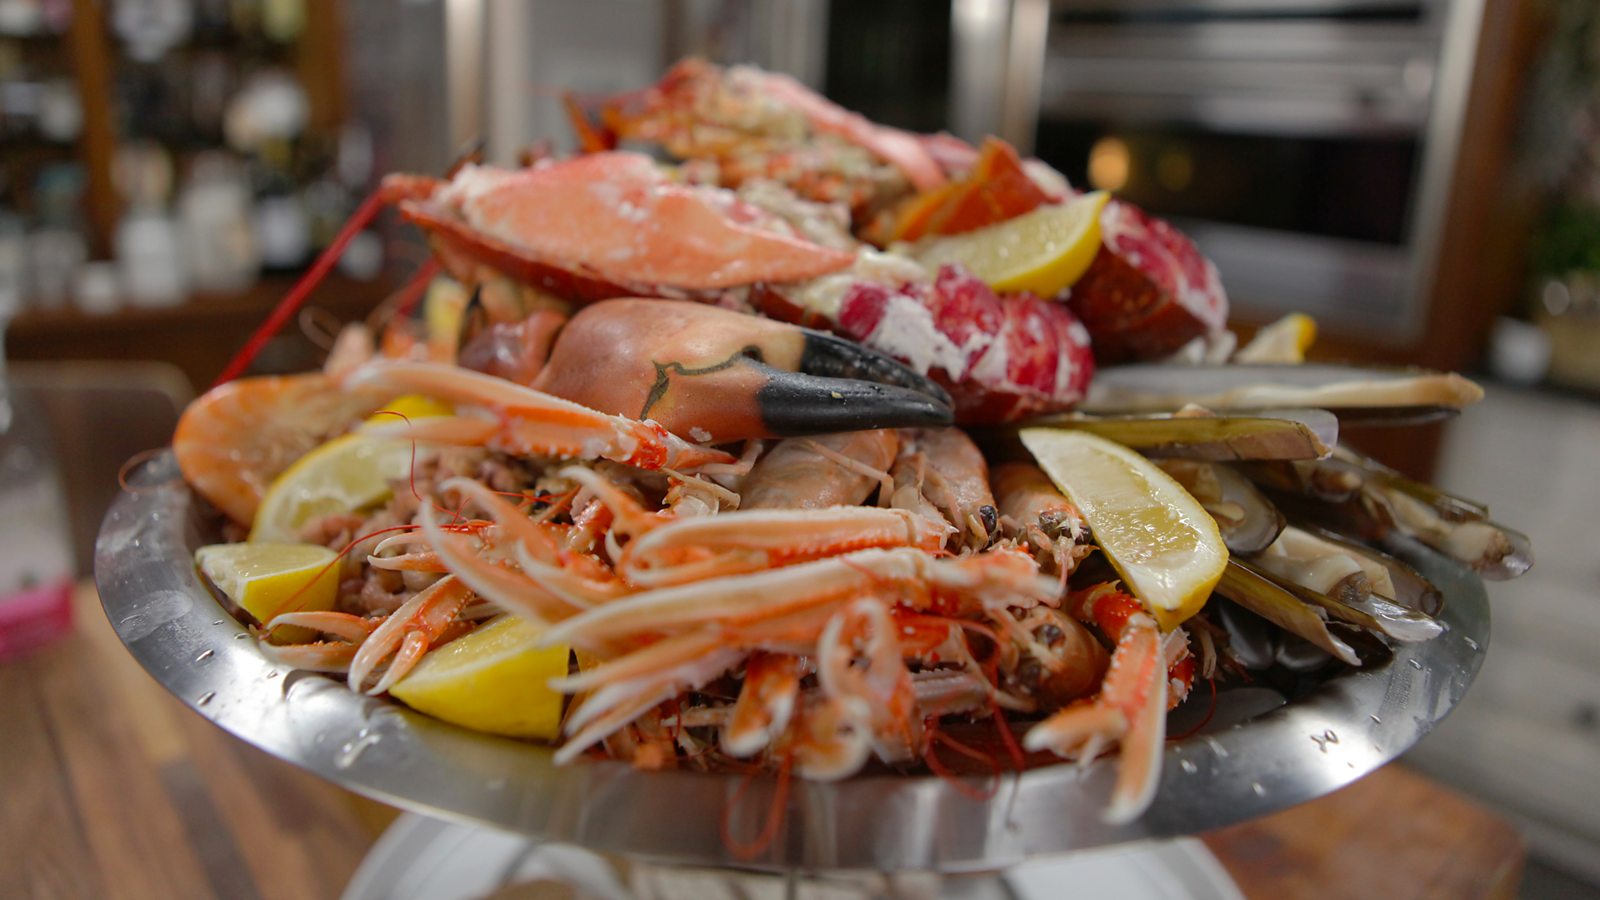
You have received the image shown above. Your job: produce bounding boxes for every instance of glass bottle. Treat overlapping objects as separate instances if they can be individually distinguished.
[0,317,75,659]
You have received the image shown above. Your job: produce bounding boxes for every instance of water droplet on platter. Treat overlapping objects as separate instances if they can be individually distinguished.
[1347,761,1356,769]
[195,649,214,662]
[1310,733,1331,753]
[1407,659,1423,670]
[211,619,224,626]
[1251,782,1266,797]
[1179,759,1198,775]
[196,691,215,707]
[1463,637,1479,650]
[336,728,382,769]
[1323,729,1339,744]
[314,732,328,744]
[233,632,249,641]
[265,670,279,679]
[1369,714,1382,724]
[1204,737,1230,758]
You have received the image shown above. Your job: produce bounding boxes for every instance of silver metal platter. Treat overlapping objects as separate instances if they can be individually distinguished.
[96,451,1490,872]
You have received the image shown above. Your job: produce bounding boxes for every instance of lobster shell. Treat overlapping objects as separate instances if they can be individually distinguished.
[1067,200,1229,364]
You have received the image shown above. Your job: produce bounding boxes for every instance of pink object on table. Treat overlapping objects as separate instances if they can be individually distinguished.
[0,579,74,660]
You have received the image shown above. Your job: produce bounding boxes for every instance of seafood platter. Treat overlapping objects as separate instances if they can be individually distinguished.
[98,60,1530,870]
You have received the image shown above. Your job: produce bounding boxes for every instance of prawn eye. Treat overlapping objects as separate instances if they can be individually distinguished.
[739,345,765,365]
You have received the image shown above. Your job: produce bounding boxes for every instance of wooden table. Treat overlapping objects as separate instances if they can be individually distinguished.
[2,586,1525,899]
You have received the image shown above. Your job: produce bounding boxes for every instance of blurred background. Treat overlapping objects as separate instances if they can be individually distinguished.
[1,0,1597,894]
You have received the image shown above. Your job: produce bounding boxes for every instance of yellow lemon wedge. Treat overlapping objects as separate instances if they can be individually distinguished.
[389,615,570,740]
[911,191,1110,296]
[249,434,419,542]
[1234,313,1318,364]
[363,393,454,427]
[248,397,448,544]
[195,542,340,638]
[1020,428,1227,630]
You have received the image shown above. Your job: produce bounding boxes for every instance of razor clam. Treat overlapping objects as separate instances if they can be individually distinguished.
[1297,524,1443,616]
[1254,526,1374,606]
[1021,408,1337,461]
[1215,560,1360,666]
[1332,446,1491,522]
[1157,459,1285,554]
[1233,457,1364,503]
[1367,484,1532,581]
[1239,450,1532,581]
[1236,549,1443,644]
[1083,363,1483,421]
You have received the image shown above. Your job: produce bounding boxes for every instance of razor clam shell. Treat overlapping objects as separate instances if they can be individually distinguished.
[1234,458,1364,503]
[998,408,1337,458]
[1298,525,1444,616]
[1335,591,1446,642]
[1332,445,1491,522]
[1083,364,1484,415]
[1362,483,1533,580]
[1245,457,1533,582]
[1020,409,1337,461]
[1215,560,1361,666]
[1159,460,1285,555]
[1235,553,1443,643]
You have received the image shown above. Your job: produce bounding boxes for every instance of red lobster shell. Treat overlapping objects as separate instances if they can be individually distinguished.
[758,264,1095,424]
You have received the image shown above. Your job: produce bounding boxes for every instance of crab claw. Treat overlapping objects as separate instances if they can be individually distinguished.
[532,299,953,443]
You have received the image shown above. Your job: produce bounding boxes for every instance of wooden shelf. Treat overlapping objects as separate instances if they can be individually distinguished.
[7,274,397,389]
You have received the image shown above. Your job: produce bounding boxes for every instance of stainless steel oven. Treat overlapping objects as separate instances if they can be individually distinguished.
[949,0,1490,342]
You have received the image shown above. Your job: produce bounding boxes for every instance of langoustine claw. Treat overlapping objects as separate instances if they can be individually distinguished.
[723,653,805,758]
[344,360,735,471]
[1024,584,1196,824]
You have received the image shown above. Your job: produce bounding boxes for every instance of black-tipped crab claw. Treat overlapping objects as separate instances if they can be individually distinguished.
[531,299,953,443]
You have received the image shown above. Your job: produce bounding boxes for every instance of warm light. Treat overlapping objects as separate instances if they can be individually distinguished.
[1087,137,1130,192]
[1157,147,1194,193]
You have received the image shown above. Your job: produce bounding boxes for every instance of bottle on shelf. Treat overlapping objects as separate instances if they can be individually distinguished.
[0,315,74,659]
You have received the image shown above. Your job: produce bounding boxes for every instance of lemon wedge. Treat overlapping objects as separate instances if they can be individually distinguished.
[389,615,570,740]
[1234,313,1318,364]
[195,542,340,637]
[911,191,1109,296]
[363,393,454,427]
[248,396,449,543]
[1020,428,1227,630]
